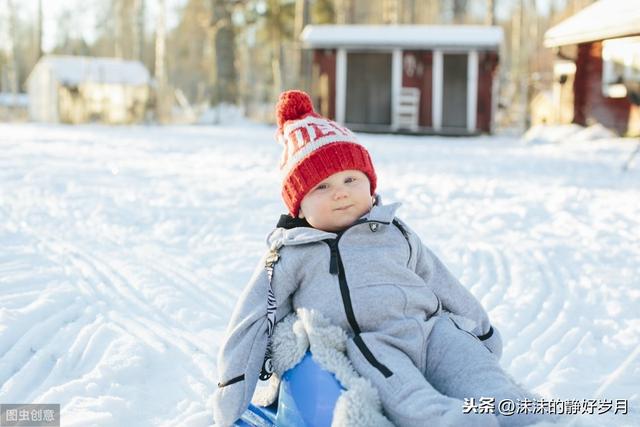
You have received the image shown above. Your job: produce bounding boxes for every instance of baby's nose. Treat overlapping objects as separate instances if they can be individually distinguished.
[333,187,348,198]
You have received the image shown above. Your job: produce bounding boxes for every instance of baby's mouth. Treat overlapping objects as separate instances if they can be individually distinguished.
[334,204,353,211]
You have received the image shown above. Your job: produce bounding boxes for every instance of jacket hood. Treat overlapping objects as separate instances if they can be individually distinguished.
[266,195,401,249]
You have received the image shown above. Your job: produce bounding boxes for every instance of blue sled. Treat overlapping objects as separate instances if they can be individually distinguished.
[234,351,344,427]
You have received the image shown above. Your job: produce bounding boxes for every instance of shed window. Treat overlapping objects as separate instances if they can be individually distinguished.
[602,36,640,98]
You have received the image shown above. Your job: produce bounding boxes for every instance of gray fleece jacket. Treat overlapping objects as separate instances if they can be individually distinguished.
[213,198,502,426]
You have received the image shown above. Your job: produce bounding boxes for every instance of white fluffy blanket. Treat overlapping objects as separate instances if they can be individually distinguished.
[251,308,393,427]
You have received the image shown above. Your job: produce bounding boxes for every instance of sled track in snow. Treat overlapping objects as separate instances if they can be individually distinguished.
[0,231,86,402]
[508,250,571,386]
[38,234,215,359]
[0,224,212,372]
[0,300,86,402]
[446,224,586,392]
[464,244,509,311]
[139,251,239,315]
[1,225,218,421]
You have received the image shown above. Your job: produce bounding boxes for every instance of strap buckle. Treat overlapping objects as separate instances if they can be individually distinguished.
[265,249,280,267]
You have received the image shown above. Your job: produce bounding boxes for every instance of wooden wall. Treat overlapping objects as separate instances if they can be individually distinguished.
[477,51,499,133]
[313,50,336,120]
[573,42,632,135]
[401,51,433,127]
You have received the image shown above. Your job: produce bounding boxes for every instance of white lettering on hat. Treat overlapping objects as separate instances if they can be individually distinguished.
[279,115,361,178]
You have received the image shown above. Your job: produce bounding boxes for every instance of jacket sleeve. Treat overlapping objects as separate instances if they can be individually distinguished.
[409,229,503,359]
[212,251,297,426]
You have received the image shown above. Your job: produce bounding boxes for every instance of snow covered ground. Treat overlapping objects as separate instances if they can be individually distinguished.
[0,122,638,426]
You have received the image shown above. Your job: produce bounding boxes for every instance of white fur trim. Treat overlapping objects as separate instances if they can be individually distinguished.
[251,308,393,427]
[250,378,280,407]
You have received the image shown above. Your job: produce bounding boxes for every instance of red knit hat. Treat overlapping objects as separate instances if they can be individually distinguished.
[275,90,377,217]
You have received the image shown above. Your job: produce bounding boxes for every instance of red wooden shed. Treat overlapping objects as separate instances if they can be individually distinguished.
[544,0,640,135]
[300,25,503,135]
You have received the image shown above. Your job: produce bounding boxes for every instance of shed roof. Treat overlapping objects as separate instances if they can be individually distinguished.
[28,55,150,86]
[301,25,503,50]
[544,0,640,47]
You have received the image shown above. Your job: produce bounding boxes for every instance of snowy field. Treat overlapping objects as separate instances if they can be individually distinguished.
[0,122,639,426]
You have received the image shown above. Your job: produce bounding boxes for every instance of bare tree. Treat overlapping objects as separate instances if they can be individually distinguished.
[36,0,43,60]
[211,0,238,104]
[335,0,353,24]
[155,0,170,122]
[452,0,468,24]
[133,0,146,62]
[399,0,440,24]
[382,0,399,24]
[312,0,335,24]
[5,0,19,95]
[114,0,122,57]
[486,0,496,26]
[169,0,213,103]
[294,0,311,90]
[114,0,138,59]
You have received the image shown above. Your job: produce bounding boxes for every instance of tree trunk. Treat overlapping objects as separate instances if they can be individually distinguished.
[486,0,495,26]
[211,0,237,104]
[155,0,170,122]
[37,0,43,60]
[336,0,352,24]
[295,0,311,90]
[452,0,468,24]
[114,0,122,58]
[134,0,145,62]
[6,0,19,95]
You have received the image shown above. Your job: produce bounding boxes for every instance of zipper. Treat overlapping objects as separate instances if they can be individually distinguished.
[323,217,388,275]
[324,229,393,377]
[328,240,339,275]
[325,238,361,335]
[354,335,393,378]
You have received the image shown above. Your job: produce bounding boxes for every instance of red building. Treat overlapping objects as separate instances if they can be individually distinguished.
[544,0,640,135]
[300,25,503,135]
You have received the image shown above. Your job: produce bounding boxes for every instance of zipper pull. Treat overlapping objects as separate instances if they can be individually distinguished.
[329,241,339,275]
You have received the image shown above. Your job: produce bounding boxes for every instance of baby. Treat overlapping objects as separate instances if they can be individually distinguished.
[213,90,551,426]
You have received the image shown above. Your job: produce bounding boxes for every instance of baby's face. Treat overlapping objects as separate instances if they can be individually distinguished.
[298,170,373,232]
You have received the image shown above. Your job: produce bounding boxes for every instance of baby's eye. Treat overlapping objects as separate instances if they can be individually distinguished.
[315,183,328,190]
[344,177,356,183]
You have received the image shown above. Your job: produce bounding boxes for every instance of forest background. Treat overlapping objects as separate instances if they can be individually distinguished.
[0,0,597,128]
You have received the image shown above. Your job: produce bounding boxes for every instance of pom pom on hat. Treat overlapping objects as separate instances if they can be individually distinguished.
[274,90,377,217]
[276,90,315,130]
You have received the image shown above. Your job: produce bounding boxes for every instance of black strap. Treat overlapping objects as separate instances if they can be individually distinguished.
[217,374,245,388]
[259,249,280,380]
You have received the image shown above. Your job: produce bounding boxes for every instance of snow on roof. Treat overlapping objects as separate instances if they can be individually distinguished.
[301,25,503,49]
[544,0,640,47]
[30,55,150,86]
